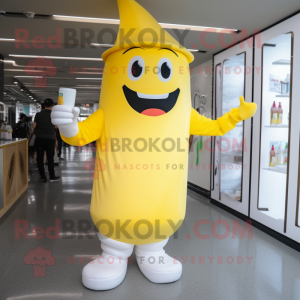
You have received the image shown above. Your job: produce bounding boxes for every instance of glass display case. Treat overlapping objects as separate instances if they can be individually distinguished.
[220,54,245,202]
[257,33,292,224]
[212,38,253,216]
[212,63,221,193]
[251,13,300,243]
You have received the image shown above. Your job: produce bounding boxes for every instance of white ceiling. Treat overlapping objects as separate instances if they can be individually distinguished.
[0,0,299,105]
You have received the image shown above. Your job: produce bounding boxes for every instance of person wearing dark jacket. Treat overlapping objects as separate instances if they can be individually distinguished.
[31,98,60,183]
[14,113,30,138]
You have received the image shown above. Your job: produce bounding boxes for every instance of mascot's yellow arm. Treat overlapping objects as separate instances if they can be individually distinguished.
[190,96,257,136]
[189,107,242,136]
[61,97,256,144]
[62,106,241,144]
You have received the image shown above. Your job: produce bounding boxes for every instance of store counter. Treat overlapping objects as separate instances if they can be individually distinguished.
[0,139,28,219]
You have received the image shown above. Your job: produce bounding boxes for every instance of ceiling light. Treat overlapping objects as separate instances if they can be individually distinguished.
[0,38,15,41]
[11,88,25,97]
[4,92,6,94]
[76,78,102,80]
[160,22,238,33]
[3,60,16,65]
[24,12,35,19]
[90,43,113,47]
[20,89,24,91]
[34,100,36,101]
[15,76,40,78]
[188,49,207,53]
[9,54,103,61]
[53,15,238,33]
[14,82,18,84]
[53,15,119,24]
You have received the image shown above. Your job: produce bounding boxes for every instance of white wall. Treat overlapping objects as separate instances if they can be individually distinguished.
[93,103,99,112]
[188,59,212,191]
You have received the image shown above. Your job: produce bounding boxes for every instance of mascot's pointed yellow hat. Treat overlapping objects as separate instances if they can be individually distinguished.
[102,0,194,63]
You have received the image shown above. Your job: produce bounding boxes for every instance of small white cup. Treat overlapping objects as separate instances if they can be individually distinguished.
[58,88,76,107]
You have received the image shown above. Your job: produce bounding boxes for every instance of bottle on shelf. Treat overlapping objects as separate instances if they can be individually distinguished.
[284,143,288,164]
[285,74,290,94]
[235,190,241,201]
[270,101,277,125]
[277,102,283,125]
[276,145,284,164]
[270,145,276,167]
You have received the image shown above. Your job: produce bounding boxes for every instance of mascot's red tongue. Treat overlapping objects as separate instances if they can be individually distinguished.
[141,109,165,117]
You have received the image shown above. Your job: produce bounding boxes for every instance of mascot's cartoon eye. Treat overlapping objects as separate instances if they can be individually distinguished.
[128,56,145,81]
[157,58,173,82]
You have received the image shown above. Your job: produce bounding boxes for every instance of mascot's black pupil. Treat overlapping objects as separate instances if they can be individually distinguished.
[161,62,171,79]
[132,61,143,77]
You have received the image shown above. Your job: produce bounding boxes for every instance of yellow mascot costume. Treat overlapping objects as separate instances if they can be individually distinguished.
[52,0,256,290]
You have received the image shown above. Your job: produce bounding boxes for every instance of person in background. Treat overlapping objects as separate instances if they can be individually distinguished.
[30,105,43,163]
[53,104,64,160]
[56,127,64,160]
[14,113,30,139]
[31,98,60,183]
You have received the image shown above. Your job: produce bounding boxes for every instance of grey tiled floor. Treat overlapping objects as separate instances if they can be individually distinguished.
[1,146,300,300]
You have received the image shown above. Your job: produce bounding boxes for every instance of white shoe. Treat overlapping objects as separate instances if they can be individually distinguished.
[82,233,134,290]
[135,238,182,284]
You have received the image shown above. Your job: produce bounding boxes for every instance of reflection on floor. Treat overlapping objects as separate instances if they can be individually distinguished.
[1,146,300,300]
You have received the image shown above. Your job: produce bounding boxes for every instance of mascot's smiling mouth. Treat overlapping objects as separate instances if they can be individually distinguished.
[123,85,180,117]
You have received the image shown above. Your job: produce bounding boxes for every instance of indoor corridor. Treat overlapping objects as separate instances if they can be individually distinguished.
[1,146,300,300]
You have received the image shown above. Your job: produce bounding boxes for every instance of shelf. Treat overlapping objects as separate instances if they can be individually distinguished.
[222,161,242,165]
[276,94,289,98]
[262,165,287,174]
[264,125,289,128]
[222,191,241,201]
[272,59,291,65]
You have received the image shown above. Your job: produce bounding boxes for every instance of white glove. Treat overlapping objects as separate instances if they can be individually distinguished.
[51,105,80,138]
